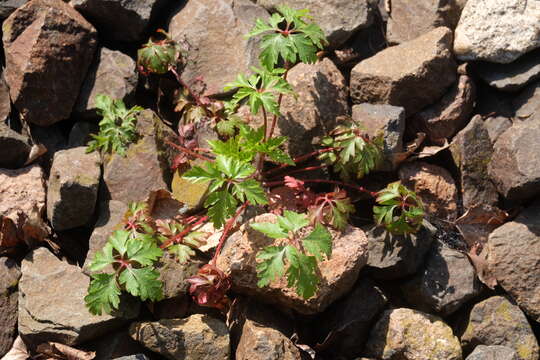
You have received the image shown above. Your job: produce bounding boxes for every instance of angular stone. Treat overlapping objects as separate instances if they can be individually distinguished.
[157,254,204,299]
[171,168,209,211]
[410,74,476,141]
[103,109,175,204]
[47,147,101,231]
[364,308,462,360]
[168,0,268,96]
[256,0,373,48]
[365,221,436,280]
[461,296,539,360]
[350,27,456,115]
[402,240,482,316]
[486,202,540,322]
[86,329,149,360]
[75,47,137,118]
[488,117,540,201]
[71,0,168,42]
[315,277,387,358]
[217,213,369,314]
[0,120,31,169]
[19,247,138,346]
[68,121,98,148]
[0,74,11,122]
[2,0,98,126]
[352,103,405,170]
[29,123,67,171]
[514,82,540,121]
[484,116,512,144]
[0,0,28,19]
[113,356,150,360]
[399,162,459,223]
[387,0,464,44]
[454,0,540,64]
[450,115,498,208]
[130,314,230,360]
[475,49,540,92]
[466,345,519,360]
[0,257,20,357]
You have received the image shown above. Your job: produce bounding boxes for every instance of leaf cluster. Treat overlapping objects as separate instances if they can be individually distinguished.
[137,30,181,75]
[87,94,143,156]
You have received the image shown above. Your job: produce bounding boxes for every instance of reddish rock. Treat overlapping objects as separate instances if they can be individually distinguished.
[0,257,20,357]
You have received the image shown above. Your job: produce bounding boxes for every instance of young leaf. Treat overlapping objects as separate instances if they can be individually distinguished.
[285,245,319,299]
[278,210,309,233]
[205,190,238,229]
[119,267,163,302]
[169,244,196,264]
[250,222,289,239]
[126,237,163,266]
[88,243,115,272]
[137,30,180,75]
[302,223,332,261]
[232,178,268,205]
[85,274,121,316]
[256,246,287,287]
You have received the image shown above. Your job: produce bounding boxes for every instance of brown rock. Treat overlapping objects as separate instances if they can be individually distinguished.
[0,119,32,170]
[2,0,98,126]
[399,162,459,223]
[514,82,540,121]
[168,0,267,96]
[0,0,28,19]
[410,75,476,141]
[350,27,456,115]
[484,116,512,144]
[216,213,368,314]
[0,257,20,357]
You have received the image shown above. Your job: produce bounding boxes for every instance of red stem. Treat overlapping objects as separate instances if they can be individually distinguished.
[170,67,209,115]
[263,148,337,177]
[267,66,290,140]
[211,201,250,266]
[166,140,215,162]
[264,179,378,197]
[274,164,328,178]
[160,216,209,249]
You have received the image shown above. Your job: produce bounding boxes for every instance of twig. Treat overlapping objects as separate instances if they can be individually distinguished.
[170,67,209,115]
[160,216,209,249]
[263,148,337,177]
[166,140,215,162]
[264,178,378,197]
[211,201,250,266]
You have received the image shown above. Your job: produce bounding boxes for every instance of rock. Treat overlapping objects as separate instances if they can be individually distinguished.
[0,120,32,169]
[409,74,476,141]
[256,0,373,48]
[514,82,540,121]
[466,345,519,360]
[86,330,150,360]
[29,123,67,171]
[168,0,268,96]
[75,47,137,118]
[71,0,168,42]
[47,147,101,231]
[2,0,98,126]
[461,296,539,360]
[129,314,230,360]
[19,247,138,346]
[365,221,436,280]
[315,277,388,358]
[0,0,27,19]
[0,165,48,249]
[401,240,482,316]
[399,162,459,223]
[255,58,349,157]
[157,253,204,299]
[0,257,21,357]
[69,121,98,148]
[171,168,210,212]
[113,355,150,360]
[350,27,456,115]
[484,116,512,144]
[488,117,540,202]
[387,0,464,44]
[103,109,175,204]
[364,308,462,360]
[352,103,405,170]
[0,74,11,122]
[486,202,540,322]
[475,49,540,92]
[216,213,369,314]
[454,0,540,64]
[450,115,498,208]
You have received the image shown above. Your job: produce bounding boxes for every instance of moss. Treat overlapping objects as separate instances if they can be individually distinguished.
[517,343,534,360]
[74,174,97,187]
[495,300,513,322]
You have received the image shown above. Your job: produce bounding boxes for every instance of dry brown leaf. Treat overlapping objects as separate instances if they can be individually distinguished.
[413,140,451,160]
[145,189,186,221]
[393,132,426,165]
[466,244,498,289]
[1,336,29,360]
[35,342,95,360]
[23,144,47,166]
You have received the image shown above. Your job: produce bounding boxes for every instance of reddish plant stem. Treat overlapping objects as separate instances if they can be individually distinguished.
[211,201,250,266]
[263,148,337,177]
[166,140,215,162]
[267,66,290,140]
[274,164,328,178]
[170,67,205,108]
[160,216,209,249]
[264,178,378,197]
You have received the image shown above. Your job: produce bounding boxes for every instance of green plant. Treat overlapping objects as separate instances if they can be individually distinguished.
[86,94,143,156]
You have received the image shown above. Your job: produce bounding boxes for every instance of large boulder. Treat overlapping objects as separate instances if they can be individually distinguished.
[364,308,462,360]
[466,345,519,360]
[2,0,98,126]
[0,257,21,357]
[0,0,28,19]
[216,213,369,314]
[454,0,540,64]
[168,0,268,96]
[256,0,373,48]
[47,147,101,231]
[350,27,456,115]
[460,296,539,360]
[486,202,540,322]
[19,247,138,346]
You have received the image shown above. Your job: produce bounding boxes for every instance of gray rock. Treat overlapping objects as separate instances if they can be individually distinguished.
[113,356,150,360]
[402,240,482,316]
[350,27,456,115]
[365,221,436,280]
[168,0,268,96]
[0,120,31,169]
[0,0,28,19]
[454,0,540,64]
[75,47,137,118]
[2,0,98,126]
[157,254,204,299]
[71,0,168,42]
[352,103,405,171]
[0,257,20,357]
[484,116,512,143]
[86,329,149,360]
[47,147,101,231]
[461,296,539,360]
[256,0,373,48]
[387,0,464,44]
[488,117,540,201]
[475,49,540,92]
[0,73,11,122]
[130,314,230,360]
[29,123,67,170]
[19,247,138,346]
[450,115,498,208]
[486,202,540,322]
[466,345,519,360]
[514,82,540,121]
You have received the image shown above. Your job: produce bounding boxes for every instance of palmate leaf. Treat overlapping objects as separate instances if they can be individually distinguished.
[169,244,196,264]
[302,223,332,261]
[137,30,179,75]
[278,210,309,233]
[285,245,319,299]
[256,246,288,287]
[232,178,268,205]
[89,243,115,272]
[119,267,163,302]
[126,236,163,266]
[205,190,238,229]
[250,222,289,239]
[85,273,121,316]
